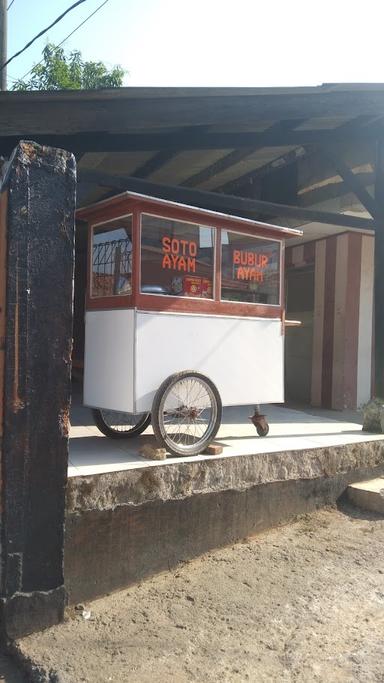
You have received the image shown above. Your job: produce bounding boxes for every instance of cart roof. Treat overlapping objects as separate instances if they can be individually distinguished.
[77,190,303,239]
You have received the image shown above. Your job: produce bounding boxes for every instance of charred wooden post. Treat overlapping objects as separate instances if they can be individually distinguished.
[374,141,384,399]
[0,141,76,639]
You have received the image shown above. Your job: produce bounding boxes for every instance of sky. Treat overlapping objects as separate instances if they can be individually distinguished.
[5,0,384,89]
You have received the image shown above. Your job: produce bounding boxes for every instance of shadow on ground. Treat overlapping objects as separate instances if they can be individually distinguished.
[0,652,25,682]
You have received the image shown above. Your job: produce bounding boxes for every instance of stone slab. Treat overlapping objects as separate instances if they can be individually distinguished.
[347,477,384,514]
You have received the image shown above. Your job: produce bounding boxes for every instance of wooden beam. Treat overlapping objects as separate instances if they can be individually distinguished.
[321,147,379,219]
[299,172,374,208]
[133,126,209,179]
[216,115,380,194]
[78,168,376,231]
[1,124,383,158]
[133,150,176,179]
[181,119,306,188]
[217,146,309,194]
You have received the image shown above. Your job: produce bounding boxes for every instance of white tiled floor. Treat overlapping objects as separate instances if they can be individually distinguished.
[68,393,384,478]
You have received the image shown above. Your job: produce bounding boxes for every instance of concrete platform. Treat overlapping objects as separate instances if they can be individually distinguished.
[65,394,384,605]
[68,397,383,477]
[347,477,384,514]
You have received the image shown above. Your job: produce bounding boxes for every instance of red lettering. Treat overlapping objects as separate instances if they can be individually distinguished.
[248,252,255,266]
[179,239,188,256]
[178,256,187,271]
[171,254,179,269]
[250,269,264,282]
[162,254,172,269]
[233,250,241,264]
[162,236,171,253]
[187,257,196,273]
[189,241,197,257]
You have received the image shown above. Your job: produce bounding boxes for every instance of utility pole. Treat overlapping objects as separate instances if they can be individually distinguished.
[0,0,7,90]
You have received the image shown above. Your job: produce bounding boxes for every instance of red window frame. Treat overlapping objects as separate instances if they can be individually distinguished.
[80,194,285,320]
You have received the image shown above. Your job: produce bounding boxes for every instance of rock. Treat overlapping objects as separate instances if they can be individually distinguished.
[81,610,92,620]
[202,443,223,455]
[140,444,167,460]
[362,399,384,432]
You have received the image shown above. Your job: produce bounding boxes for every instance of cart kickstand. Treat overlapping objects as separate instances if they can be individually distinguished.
[250,405,269,437]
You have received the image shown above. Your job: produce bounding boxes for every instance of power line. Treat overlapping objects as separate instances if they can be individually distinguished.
[18,0,111,82]
[1,0,88,71]
[7,0,16,9]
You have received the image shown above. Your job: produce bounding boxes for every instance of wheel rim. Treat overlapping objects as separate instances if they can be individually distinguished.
[100,409,148,433]
[158,377,218,454]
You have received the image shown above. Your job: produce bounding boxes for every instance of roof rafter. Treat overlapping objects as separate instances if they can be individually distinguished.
[77,168,376,231]
[181,119,306,188]
[215,115,380,194]
[320,146,379,219]
[133,126,210,180]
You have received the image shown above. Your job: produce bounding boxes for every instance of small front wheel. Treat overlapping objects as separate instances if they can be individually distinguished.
[92,408,151,439]
[152,371,222,457]
[256,423,269,437]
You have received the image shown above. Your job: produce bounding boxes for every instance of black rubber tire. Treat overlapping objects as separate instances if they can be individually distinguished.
[256,423,269,437]
[151,371,222,457]
[92,408,151,439]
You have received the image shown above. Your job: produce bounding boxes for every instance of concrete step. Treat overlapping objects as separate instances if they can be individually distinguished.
[347,477,384,514]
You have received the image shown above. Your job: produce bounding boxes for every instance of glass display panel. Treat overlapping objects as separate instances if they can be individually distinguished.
[221,231,280,305]
[91,216,132,298]
[141,214,214,298]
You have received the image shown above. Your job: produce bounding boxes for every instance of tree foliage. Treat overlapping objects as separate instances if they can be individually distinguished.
[13,43,125,91]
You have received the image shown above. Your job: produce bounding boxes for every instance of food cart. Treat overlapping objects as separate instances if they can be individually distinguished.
[77,192,301,457]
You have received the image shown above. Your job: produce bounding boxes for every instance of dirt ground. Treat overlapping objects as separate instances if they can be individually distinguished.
[14,504,384,682]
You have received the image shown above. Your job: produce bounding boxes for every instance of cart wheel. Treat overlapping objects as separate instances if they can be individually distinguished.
[152,371,222,457]
[256,423,269,437]
[92,408,151,439]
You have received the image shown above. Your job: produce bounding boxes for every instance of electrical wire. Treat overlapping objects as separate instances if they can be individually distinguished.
[1,0,89,71]
[17,0,111,82]
[7,0,16,9]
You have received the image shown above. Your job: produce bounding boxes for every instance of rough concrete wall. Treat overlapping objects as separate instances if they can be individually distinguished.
[65,440,384,604]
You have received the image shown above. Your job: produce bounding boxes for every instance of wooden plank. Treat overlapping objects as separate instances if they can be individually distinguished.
[78,168,376,231]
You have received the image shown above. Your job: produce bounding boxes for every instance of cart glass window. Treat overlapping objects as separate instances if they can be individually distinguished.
[141,214,214,298]
[221,231,280,305]
[91,216,133,298]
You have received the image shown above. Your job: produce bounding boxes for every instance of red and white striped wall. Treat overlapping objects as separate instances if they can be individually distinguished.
[310,232,374,409]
